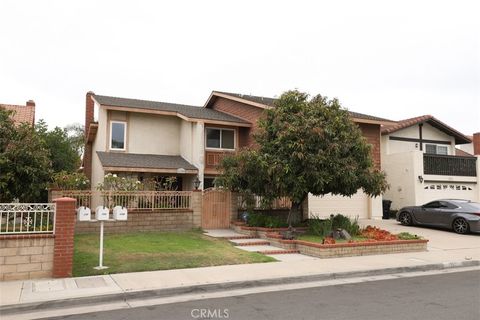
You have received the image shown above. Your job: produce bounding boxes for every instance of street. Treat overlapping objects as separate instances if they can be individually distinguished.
[50,270,480,320]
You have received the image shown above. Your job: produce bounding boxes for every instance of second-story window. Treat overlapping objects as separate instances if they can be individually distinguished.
[206,128,235,150]
[110,121,126,150]
[425,144,448,155]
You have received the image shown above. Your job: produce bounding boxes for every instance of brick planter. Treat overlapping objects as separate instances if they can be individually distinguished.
[231,222,308,239]
[263,232,428,258]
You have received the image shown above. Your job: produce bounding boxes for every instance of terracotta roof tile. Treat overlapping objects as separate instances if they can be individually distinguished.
[0,104,35,125]
[381,115,471,144]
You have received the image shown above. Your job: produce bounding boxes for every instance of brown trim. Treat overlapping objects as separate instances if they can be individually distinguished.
[103,166,198,174]
[101,105,252,127]
[351,117,397,126]
[419,123,423,151]
[204,91,272,110]
[389,136,452,145]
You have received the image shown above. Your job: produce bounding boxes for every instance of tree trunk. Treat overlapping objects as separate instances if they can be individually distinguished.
[287,201,303,228]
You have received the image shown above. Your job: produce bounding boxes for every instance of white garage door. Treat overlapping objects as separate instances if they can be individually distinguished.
[422,183,477,204]
[308,190,369,219]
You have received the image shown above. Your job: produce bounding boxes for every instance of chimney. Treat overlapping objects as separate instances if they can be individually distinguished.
[26,100,35,124]
[473,132,480,155]
[85,91,95,138]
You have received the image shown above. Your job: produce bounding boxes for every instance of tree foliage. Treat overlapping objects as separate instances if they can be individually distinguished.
[0,108,52,202]
[36,120,82,173]
[219,90,388,226]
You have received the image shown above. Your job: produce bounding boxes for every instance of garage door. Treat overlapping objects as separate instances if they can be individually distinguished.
[422,183,477,204]
[308,190,369,219]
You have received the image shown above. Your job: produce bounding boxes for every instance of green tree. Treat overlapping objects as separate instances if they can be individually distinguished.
[36,120,82,173]
[0,108,52,202]
[219,90,388,226]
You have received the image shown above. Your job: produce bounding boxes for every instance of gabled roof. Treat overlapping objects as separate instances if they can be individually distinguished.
[204,91,395,125]
[0,103,35,125]
[93,94,250,126]
[455,148,474,157]
[96,152,198,173]
[381,115,471,144]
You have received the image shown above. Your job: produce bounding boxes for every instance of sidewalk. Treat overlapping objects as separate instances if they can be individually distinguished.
[1,219,479,313]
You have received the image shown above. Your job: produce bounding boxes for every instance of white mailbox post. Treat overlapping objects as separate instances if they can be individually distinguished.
[77,206,91,221]
[76,206,128,270]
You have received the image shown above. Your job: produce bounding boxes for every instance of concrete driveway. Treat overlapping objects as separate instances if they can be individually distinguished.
[359,219,480,251]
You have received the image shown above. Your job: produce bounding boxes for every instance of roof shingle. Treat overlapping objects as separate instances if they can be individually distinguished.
[96,152,198,171]
[211,91,393,123]
[381,115,471,144]
[94,95,249,124]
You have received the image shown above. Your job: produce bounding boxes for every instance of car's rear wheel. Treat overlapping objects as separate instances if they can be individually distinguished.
[399,212,413,226]
[452,218,469,234]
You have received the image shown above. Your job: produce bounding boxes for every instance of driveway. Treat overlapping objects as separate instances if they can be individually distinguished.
[359,219,480,251]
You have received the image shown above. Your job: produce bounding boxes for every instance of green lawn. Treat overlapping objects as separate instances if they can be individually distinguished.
[73,230,276,277]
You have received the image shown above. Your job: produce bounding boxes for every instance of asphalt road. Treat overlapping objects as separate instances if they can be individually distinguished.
[51,270,480,320]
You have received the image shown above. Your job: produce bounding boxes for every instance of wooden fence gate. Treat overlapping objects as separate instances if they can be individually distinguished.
[202,188,231,229]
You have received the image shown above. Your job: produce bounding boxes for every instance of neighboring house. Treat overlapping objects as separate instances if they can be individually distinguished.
[457,132,480,156]
[0,100,35,126]
[381,115,480,210]
[83,90,395,219]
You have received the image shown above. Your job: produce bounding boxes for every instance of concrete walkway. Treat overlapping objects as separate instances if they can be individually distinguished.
[1,219,479,312]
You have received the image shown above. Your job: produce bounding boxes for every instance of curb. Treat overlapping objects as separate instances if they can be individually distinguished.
[2,260,479,315]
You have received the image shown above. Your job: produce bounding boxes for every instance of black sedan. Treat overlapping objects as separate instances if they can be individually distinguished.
[396,199,480,234]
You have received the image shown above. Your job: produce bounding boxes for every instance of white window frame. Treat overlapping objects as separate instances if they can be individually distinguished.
[110,121,127,151]
[205,127,236,151]
[425,143,448,155]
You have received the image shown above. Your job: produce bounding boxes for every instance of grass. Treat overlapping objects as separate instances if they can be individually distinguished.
[297,234,368,243]
[73,230,276,277]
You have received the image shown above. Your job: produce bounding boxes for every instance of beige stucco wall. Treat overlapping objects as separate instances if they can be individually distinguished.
[128,113,181,155]
[382,151,422,210]
[308,191,382,220]
[383,123,455,155]
[91,103,107,194]
[382,151,479,210]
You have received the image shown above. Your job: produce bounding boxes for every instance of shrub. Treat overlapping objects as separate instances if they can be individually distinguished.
[308,214,361,237]
[397,232,421,240]
[308,216,333,238]
[51,171,90,190]
[246,212,288,228]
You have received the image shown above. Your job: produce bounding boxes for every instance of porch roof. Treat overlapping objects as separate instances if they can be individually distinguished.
[96,152,198,174]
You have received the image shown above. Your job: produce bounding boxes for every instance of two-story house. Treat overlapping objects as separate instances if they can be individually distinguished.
[83,92,251,192]
[381,115,479,210]
[83,90,396,219]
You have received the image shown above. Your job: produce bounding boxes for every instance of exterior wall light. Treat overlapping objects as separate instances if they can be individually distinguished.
[193,176,201,190]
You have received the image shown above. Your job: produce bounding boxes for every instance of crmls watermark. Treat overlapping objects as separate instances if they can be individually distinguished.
[191,308,230,319]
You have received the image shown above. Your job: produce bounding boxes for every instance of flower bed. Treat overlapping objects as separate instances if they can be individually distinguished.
[262,225,428,258]
[231,221,308,239]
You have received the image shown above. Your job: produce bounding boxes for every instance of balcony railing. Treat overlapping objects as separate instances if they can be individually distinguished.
[51,190,192,211]
[423,154,477,177]
[205,150,236,171]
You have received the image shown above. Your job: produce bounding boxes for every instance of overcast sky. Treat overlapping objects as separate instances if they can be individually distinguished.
[1,0,479,136]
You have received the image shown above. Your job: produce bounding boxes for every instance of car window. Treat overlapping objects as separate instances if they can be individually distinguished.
[439,201,457,209]
[423,201,441,208]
